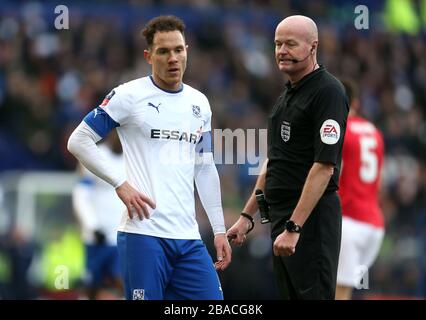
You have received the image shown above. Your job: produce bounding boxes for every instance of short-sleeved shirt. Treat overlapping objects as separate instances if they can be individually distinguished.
[265,65,349,208]
[83,76,212,239]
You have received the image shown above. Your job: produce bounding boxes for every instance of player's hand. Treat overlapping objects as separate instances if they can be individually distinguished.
[214,233,232,271]
[116,181,156,220]
[226,216,251,246]
[273,230,300,256]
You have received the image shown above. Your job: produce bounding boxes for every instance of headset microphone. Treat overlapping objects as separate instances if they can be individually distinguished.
[290,48,314,63]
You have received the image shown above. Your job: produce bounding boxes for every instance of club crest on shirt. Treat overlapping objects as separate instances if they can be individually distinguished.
[192,105,201,118]
[133,289,145,300]
[281,121,291,142]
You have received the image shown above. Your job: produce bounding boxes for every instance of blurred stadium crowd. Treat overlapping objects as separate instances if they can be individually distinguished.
[1,0,426,299]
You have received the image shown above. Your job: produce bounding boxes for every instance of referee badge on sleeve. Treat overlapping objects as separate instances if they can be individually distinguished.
[281,121,291,142]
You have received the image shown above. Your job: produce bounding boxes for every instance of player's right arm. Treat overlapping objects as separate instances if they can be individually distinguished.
[72,165,100,232]
[67,89,155,220]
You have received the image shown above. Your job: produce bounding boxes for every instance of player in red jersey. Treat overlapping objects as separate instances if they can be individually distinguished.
[336,80,385,300]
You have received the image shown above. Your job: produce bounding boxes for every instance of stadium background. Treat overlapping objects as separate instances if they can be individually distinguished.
[0,0,425,299]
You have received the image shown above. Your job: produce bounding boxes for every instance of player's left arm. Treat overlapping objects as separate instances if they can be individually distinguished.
[194,105,231,271]
[194,149,231,270]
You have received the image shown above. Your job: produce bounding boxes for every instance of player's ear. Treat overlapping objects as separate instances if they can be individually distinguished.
[144,49,152,65]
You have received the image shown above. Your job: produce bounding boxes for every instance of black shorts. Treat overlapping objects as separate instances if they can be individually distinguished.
[270,192,342,299]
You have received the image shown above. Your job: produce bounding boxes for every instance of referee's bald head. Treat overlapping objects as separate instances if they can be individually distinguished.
[276,15,318,45]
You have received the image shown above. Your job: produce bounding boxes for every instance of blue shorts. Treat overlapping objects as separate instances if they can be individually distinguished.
[85,244,121,287]
[117,232,223,300]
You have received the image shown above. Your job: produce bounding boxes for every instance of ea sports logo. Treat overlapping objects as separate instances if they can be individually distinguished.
[320,119,340,145]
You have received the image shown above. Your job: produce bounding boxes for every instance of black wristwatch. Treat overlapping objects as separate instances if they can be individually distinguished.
[284,220,302,233]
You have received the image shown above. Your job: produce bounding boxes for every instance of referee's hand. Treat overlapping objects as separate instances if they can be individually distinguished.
[273,230,299,256]
[116,181,156,220]
[226,216,250,246]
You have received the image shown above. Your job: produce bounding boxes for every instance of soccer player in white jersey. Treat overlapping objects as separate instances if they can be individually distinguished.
[67,15,231,300]
[72,131,125,299]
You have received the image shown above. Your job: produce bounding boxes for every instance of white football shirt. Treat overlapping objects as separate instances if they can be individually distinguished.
[85,76,212,239]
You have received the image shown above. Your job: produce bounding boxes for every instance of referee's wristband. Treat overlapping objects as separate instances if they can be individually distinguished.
[240,212,254,234]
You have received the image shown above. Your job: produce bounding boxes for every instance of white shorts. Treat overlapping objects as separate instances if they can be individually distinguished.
[337,216,384,288]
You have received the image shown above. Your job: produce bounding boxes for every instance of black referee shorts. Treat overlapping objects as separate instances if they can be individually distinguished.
[271,192,342,300]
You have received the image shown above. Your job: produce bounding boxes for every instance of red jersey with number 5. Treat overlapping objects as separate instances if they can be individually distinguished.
[338,116,384,228]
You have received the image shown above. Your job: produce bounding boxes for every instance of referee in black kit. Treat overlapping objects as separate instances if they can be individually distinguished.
[227,15,349,299]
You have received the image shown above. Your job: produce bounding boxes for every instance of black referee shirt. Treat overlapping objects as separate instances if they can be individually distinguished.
[265,65,349,206]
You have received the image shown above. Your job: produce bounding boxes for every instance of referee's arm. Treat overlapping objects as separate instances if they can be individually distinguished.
[288,162,333,227]
[226,158,268,245]
[273,162,333,256]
